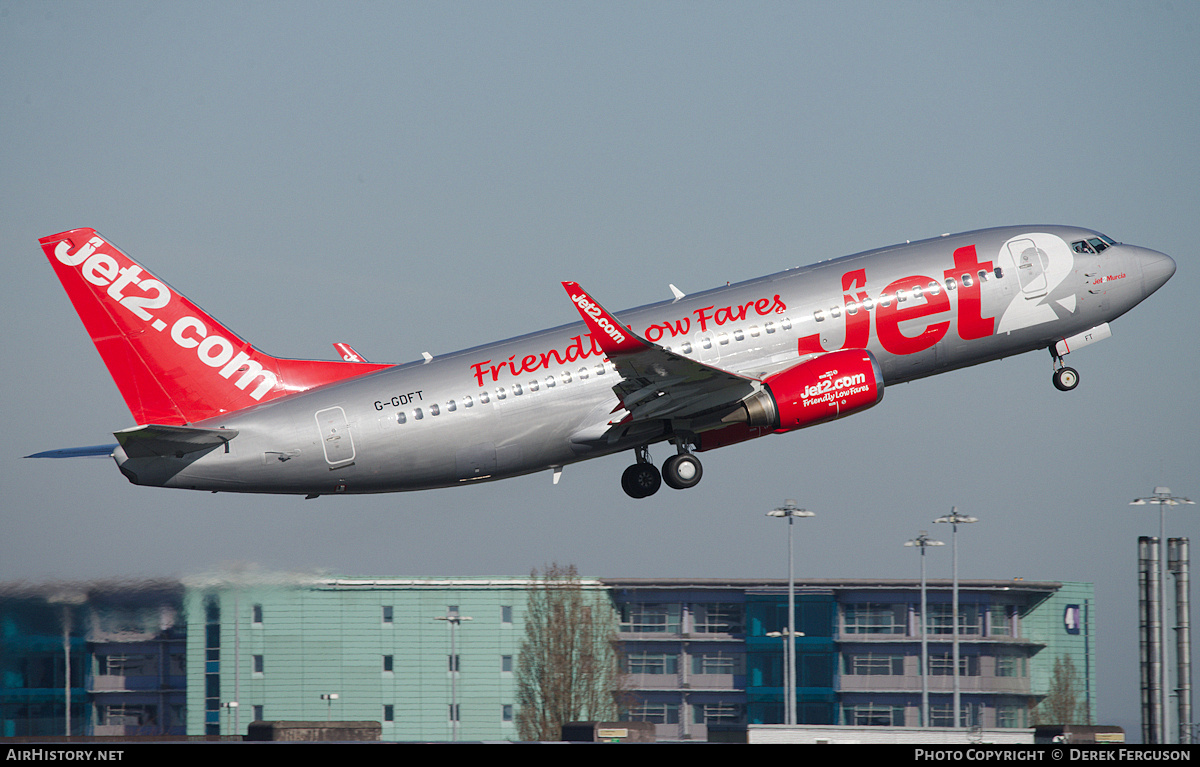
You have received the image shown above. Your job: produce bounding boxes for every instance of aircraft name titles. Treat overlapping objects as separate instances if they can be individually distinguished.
[470,292,789,387]
[374,391,425,411]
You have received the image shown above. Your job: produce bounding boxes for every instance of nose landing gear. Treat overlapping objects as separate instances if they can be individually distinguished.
[1052,365,1079,391]
[1050,347,1080,391]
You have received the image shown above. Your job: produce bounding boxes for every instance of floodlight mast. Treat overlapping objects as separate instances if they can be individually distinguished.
[934,507,977,729]
[435,611,473,740]
[906,531,944,726]
[767,500,814,726]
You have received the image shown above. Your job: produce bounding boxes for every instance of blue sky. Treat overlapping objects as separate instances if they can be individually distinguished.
[2,1,1197,738]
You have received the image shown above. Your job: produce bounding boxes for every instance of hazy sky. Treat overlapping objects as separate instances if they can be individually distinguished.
[2,1,1197,739]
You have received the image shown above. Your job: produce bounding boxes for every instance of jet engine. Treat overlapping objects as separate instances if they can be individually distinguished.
[728,348,885,433]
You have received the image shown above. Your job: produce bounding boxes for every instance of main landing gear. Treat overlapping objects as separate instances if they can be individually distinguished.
[1050,348,1079,392]
[621,444,704,498]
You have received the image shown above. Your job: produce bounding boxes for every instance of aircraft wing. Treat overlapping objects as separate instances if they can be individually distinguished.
[561,282,757,423]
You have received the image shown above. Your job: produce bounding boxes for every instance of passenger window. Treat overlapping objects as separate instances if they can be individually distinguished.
[717,332,729,345]
[681,342,693,354]
[911,285,923,300]
[578,367,589,379]
[529,380,539,392]
[396,412,406,424]
[994,267,1004,279]
[512,383,523,396]
[862,298,876,310]
[749,325,760,337]
[895,290,907,303]
[733,329,744,341]
[561,371,572,384]
[927,281,941,296]
[447,400,456,412]
[479,391,490,404]
[846,303,859,315]
[961,273,973,287]
[702,337,713,349]
[878,294,892,308]
[545,376,555,388]
[414,408,423,420]
[945,277,957,291]
[781,318,792,330]
[814,310,826,323]
[594,364,605,375]
[496,388,506,400]
[978,269,988,282]
[430,403,440,415]
[830,306,842,319]
[463,395,473,407]
[765,321,775,333]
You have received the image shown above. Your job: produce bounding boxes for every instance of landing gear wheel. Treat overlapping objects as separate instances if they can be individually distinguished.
[662,453,703,490]
[621,462,662,498]
[1053,366,1079,392]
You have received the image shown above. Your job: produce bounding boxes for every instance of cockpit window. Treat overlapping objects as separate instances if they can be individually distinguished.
[1072,235,1117,254]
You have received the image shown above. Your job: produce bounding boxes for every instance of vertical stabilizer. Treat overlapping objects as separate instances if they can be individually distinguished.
[39,228,392,425]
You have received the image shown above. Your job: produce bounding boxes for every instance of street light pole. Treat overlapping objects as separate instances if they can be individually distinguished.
[48,591,85,737]
[1131,487,1194,743]
[767,500,814,726]
[319,693,338,722]
[935,507,977,728]
[435,610,473,740]
[906,531,944,727]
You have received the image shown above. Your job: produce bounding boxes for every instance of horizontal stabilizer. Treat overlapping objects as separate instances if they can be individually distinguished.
[25,444,118,459]
[114,424,238,459]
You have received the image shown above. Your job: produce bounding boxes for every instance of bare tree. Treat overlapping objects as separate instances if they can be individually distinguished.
[515,563,623,740]
[1035,654,1086,725]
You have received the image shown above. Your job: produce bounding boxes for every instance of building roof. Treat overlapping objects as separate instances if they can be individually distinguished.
[600,577,1064,594]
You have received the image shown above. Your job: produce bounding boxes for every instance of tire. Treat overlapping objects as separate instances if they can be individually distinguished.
[662,454,703,490]
[621,463,662,498]
[1053,367,1079,391]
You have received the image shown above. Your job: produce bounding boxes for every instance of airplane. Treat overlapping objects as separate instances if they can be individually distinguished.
[30,225,1175,499]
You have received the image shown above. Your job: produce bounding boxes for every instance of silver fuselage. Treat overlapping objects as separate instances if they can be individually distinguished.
[113,225,1175,494]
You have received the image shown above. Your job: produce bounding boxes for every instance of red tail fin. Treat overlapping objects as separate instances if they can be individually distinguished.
[39,228,392,425]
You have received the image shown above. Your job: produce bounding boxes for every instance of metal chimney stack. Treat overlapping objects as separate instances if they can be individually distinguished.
[1139,536,1164,743]
[1169,537,1192,744]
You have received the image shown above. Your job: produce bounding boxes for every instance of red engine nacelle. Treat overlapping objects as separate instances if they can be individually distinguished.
[700,349,884,451]
[760,348,884,431]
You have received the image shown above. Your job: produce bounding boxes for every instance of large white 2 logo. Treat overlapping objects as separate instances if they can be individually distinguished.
[996,233,1075,333]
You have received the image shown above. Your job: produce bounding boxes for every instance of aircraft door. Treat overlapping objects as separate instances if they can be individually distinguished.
[315,406,356,465]
[1007,238,1049,299]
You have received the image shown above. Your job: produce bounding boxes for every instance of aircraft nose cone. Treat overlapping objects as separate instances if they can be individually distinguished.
[1140,248,1176,295]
